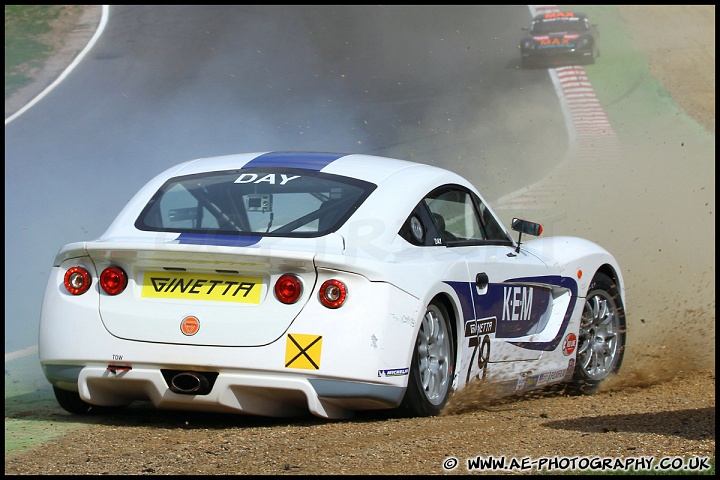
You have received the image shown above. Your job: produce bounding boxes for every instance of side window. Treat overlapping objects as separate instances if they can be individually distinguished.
[425,188,484,244]
[399,202,444,246]
[473,193,512,242]
[409,185,513,247]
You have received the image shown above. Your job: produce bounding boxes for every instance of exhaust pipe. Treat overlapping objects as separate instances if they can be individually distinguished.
[169,372,210,395]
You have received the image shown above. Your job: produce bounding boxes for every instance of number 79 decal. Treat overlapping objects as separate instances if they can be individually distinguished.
[464,318,496,383]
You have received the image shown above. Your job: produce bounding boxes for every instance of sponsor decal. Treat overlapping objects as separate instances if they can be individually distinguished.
[565,358,576,379]
[142,271,262,303]
[465,318,497,337]
[378,368,409,377]
[445,275,578,351]
[519,368,568,390]
[496,285,552,339]
[502,286,534,322]
[234,173,300,185]
[539,38,571,46]
[465,317,496,383]
[524,375,539,389]
[180,315,200,336]
[548,368,567,382]
[285,333,322,370]
[562,333,577,356]
[544,12,576,19]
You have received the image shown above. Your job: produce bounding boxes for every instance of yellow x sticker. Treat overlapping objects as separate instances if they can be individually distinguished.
[285,333,322,370]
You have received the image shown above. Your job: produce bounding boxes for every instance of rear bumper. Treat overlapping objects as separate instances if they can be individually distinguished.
[521,48,594,65]
[44,364,405,419]
[40,267,422,418]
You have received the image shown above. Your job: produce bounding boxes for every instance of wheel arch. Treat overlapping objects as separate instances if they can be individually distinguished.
[593,263,625,308]
[429,292,460,374]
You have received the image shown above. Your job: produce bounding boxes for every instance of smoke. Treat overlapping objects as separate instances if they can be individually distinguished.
[5,7,713,400]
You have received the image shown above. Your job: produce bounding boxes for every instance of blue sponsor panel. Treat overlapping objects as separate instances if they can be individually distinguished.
[471,283,552,338]
[446,276,575,338]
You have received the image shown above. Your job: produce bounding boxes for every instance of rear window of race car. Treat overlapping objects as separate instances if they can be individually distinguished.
[135,169,376,237]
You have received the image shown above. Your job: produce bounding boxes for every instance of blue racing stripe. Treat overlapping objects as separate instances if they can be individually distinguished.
[177,233,262,247]
[243,152,346,171]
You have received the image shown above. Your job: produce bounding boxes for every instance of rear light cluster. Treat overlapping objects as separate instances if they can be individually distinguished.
[318,279,347,309]
[100,266,128,295]
[63,266,128,296]
[64,267,92,295]
[273,274,347,308]
[274,274,303,304]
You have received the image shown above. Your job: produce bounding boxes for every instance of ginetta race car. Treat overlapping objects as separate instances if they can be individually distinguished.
[39,152,626,419]
[520,11,600,68]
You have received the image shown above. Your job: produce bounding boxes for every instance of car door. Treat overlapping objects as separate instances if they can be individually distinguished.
[422,186,566,383]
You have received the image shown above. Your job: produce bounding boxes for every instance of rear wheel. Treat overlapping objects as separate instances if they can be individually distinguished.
[570,273,626,393]
[401,301,455,416]
[53,386,123,415]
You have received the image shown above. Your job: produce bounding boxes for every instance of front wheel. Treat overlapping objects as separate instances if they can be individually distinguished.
[401,301,455,416]
[570,273,626,394]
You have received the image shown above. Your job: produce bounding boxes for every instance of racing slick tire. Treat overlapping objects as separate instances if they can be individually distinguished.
[53,386,125,415]
[401,300,455,417]
[569,272,626,394]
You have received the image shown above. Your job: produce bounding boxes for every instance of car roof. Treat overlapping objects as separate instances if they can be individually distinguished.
[168,151,471,190]
[101,151,481,246]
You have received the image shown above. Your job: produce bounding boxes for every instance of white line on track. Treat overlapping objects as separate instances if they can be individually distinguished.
[4,7,109,361]
[4,5,110,126]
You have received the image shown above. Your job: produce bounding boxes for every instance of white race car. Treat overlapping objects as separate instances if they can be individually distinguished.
[39,152,626,419]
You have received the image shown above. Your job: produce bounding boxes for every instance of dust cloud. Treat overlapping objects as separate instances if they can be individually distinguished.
[6,6,713,400]
[445,6,716,412]
[448,104,715,414]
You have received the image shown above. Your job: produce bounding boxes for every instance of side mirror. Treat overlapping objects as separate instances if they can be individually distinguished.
[511,218,543,254]
[511,218,543,236]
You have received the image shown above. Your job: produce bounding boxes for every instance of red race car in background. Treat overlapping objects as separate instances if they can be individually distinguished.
[519,11,600,68]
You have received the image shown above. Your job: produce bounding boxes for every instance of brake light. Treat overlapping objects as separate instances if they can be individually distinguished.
[274,274,302,304]
[64,266,92,295]
[319,279,347,309]
[100,266,128,295]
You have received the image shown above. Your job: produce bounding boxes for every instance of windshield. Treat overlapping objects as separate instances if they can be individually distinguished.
[531,17,589,35]
[135,169,375,237]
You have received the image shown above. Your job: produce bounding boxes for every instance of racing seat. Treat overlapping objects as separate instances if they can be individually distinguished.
[433,213,458,242]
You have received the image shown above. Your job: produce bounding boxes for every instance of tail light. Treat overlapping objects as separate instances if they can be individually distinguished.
[274,274,302,304]
[100,266,128,295]
[64,266,92,295]
[319,279,347,309]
